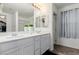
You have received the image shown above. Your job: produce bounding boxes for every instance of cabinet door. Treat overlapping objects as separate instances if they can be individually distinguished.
[40,37,47,54]
[34,37,40,50]
[34,36,41,55]
[35,40,40,50]
[45,34,50,50]
[0,40,17,52]
[23,45,34,55]
[35,49,40,55]
[40,34,50,54]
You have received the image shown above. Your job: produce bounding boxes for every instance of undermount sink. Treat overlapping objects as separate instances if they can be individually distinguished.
[6,33,20,38]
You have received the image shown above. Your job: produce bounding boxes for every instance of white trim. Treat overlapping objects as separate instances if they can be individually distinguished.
[56,37,79,49]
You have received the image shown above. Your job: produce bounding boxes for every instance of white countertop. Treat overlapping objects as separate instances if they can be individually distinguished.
[0,32,50,43]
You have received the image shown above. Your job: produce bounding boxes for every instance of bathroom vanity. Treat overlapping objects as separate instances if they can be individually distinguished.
[0,3,51,55]
[0,32,50,55]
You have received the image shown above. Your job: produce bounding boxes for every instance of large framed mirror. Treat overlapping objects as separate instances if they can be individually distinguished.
[0,3,34,33]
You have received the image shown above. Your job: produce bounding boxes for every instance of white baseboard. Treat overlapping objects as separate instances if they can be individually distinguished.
[55,38,79,49]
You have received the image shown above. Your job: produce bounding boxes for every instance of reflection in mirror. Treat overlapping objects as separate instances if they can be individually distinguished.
[41,15,48,27]
[36,16,40,27]
[0,14,6,32]
[0,3,34,32]
[17,3,34,32]
[18,14,34,32]
[35,15,48,28]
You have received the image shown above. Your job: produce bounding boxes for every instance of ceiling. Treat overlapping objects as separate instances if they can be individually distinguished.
[54,3,75,8]
[1,3,75,18]
[2,3,34,18]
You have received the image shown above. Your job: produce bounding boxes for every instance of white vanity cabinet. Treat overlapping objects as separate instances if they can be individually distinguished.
[0,37,34,55]
[0,33,50,55]
[34,34,50,55]
[40,34,50,54]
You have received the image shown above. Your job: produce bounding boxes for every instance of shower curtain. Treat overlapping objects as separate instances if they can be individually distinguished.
[60,8,79,39]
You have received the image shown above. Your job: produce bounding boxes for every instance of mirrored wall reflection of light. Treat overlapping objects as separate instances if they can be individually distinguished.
[0,15,6,19]
[32,3,48,13]
[32,3,40,10]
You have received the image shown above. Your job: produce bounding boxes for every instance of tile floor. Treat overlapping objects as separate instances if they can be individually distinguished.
[52,44,79,55]
[43,44,79,55]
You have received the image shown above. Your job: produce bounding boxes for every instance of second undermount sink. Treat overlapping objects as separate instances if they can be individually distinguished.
[6,33,28,39]
[6,33,20,38]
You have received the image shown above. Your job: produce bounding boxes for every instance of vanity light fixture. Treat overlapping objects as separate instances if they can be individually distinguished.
[0,15,6,19]
[32,3,40,10]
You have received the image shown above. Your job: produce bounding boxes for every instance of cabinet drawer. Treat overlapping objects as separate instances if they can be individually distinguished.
[1,48,19,55]
[34,36,40,41]
[17,37,34,46]
[0,41,17,52]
